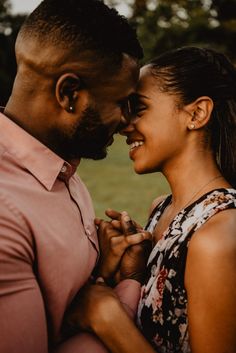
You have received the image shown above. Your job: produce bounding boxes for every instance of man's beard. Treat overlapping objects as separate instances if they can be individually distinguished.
[52,106,114,161]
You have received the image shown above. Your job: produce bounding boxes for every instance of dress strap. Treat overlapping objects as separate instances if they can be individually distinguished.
[145,195,172,232]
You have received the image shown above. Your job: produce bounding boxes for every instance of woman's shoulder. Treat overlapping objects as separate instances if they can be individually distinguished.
[188,208,236,264]
[148,194,169,217]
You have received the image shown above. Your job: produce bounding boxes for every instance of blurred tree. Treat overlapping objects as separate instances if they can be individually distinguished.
[106,0,236,63]
[0,0,25,105]
[210,0,236,60]
[1,0,235,105]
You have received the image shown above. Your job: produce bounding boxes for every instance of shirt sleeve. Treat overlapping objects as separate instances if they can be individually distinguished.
[0,195,48,353]
[114,279,141,318]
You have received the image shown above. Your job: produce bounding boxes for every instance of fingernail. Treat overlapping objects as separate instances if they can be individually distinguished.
[124,215,131,222]
[96,277,105,284]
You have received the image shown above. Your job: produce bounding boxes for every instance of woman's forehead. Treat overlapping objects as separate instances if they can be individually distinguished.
[138,66,157,91]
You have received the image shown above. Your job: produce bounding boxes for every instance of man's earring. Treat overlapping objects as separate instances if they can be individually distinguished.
[69,105,74,113]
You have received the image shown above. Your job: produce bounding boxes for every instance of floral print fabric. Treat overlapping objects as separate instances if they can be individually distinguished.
[137,188,236,353]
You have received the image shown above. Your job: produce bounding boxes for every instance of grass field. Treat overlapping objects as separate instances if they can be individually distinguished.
[78,135,170,226]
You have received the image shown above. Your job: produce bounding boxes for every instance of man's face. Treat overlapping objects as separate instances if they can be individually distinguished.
[59,105,114,160]
[56,55,139,161]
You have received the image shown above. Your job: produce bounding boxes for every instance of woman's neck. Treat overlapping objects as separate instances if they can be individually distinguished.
[162,149,230,211]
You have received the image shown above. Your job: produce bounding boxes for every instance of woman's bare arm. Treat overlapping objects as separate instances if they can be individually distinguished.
[69,282,156,353]
[93,294,156,353]
[185,209,236,353]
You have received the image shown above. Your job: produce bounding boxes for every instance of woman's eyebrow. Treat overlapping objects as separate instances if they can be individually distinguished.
[137,93,150,100]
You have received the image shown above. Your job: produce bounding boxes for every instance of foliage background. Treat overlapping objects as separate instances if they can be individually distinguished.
[0,0,235,223]
[1,0,236,106]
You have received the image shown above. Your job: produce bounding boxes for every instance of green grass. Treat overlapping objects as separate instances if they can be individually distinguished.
[77,135,170,226]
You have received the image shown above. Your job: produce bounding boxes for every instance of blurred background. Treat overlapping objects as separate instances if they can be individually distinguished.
[1,0,235,224]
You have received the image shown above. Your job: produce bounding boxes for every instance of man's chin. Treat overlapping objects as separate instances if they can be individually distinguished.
[81,148,108,160]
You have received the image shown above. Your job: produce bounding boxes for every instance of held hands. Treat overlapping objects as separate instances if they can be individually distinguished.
[63,212,152,336]
[95,209,152,284]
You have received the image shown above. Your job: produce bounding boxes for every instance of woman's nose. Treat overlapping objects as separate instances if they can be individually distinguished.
[119,119,135,135]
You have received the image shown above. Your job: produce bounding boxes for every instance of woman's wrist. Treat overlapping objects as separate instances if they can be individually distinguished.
[91,296,123,335]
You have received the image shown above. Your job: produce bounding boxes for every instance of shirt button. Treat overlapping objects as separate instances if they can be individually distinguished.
[61,165,67,173]
[86,229,91,236]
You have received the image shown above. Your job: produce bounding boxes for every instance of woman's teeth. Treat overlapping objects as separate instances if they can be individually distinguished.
[130,141,144,150]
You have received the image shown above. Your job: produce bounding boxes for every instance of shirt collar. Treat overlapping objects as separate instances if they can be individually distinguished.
[0,112,80,190]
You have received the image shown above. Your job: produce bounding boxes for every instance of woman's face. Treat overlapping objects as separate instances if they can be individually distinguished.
[121,65,188,174]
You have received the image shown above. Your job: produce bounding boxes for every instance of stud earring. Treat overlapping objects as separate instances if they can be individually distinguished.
[189,123,195,130]
[69,105,74,113]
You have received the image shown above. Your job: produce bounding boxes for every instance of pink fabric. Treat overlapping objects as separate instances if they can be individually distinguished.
[114,279,141,317]
[55,333,108,353]
[0,113,140,353]
[55,280,141,353]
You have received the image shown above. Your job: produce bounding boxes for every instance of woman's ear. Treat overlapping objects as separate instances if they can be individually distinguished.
[184,96,214,130]
[55,73,82,113]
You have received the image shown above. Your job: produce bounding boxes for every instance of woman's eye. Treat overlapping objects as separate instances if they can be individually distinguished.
[129,95,146,117]
[135,104,146,116]
[132,101,146,117]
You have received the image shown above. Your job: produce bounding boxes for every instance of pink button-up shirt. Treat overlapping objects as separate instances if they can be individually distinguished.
[0,113,140,353]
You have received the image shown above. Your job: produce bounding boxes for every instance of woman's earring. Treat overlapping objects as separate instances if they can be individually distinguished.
[189,123,195,130]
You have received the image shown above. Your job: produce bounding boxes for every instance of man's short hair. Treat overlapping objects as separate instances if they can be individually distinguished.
[19,0,143,71]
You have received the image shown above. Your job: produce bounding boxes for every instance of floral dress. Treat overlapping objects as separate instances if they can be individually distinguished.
[137,188,236,353]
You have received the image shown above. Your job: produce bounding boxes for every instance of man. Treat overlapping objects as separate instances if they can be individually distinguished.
[0,0,144,352]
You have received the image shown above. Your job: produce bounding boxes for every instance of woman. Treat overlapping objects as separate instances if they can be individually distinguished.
[65,47,236,353]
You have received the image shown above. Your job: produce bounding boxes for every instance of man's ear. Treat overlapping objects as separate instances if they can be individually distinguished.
[184,96,214,130]
[55,73,82,113]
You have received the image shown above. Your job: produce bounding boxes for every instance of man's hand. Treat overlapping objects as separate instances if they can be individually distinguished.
[95,215,150,283]
[95,209,152,285]
[64,280,120,333]
[107,210,152,284]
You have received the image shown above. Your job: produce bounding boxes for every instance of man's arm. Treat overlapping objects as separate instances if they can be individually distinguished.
[56,210,149,353]
[0,197,48,353]
[60,282,156,353]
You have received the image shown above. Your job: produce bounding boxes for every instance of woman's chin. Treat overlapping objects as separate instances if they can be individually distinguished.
[133,163,160,175]
[133,164,148,175]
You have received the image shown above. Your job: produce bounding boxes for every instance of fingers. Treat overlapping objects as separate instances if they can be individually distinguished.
[126,231,152,244]
[110,219,122,230]
[140,231,152,241]
[105,208,121,220]
[103,209,141,235]
[120,211,138,235]
[97,219,113,233]
[110,232,150,251]
[109,210,142,236]
[94,217,103,226]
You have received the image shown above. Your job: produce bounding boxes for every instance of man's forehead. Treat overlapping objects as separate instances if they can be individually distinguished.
[16,40,100,79]
[16,35,139,94]
[92,55,139,92]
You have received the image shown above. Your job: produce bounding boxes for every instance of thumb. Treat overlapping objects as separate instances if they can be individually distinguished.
[94,218,103,226]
